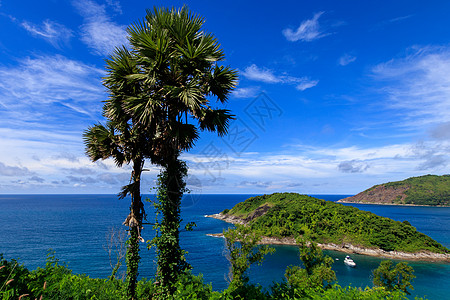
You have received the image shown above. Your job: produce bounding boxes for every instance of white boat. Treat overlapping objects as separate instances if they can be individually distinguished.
[344,255,356,267]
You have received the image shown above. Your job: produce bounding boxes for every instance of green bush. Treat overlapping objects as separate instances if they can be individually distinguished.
[0,254,31,299]
[372,261,415,295]
[0,252,424,300]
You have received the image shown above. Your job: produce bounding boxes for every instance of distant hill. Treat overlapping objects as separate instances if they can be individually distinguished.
[211,193,449,260]
[338,174,450,206]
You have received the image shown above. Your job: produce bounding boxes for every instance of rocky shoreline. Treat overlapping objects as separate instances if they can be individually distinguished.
[205,213,450,262]
[336,200,444,207]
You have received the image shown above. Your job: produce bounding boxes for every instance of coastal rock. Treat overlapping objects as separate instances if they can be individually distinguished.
[317,243,450,262]
[338,185,409,205]
[205,213,246,225]
[244,204,271,222]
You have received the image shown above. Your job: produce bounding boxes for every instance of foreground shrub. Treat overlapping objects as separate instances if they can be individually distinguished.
[0,254,31,299]
[372,260,415,295]
[0,253,424,300]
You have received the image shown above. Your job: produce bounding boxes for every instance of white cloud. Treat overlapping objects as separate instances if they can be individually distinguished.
[232,87,260,98]
[238,181,274,189]
[282,12,329,42]
[338,160,369,173]
[0,131,135,192]
[374,15,414,30]
[388,15,414,23]
[21,19,73,48]
[295,79,318,91]
[310,144,410,161]
[0,162,34,176]
[29,176,45,183]
[411,141,450,171]
[0,54,109,192]
[0,121,161,193]
[430,122,450,140]
[241,64,280,83]
[73,0,127,56]
[241,64,318,91]
[372,46,450,129]
[338,54,357,66]
[0,55,104,120]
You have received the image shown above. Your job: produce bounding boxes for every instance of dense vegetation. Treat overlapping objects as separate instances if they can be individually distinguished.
[224,193,449,253]
[372,261,415,295]
[350,175,450,206]
[1,252,417,300]
[384,175,450,206]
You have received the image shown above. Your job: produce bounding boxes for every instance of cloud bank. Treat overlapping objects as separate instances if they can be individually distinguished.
[372,46,450,129]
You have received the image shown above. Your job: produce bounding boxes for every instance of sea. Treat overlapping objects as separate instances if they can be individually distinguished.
[0,194,449,299]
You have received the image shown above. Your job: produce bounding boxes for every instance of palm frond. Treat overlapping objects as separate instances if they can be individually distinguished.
[118,183,133,199]
[208,65,238,103]
[172,81,204,111]
[198,109,235,136]
[173,122,199,151]
[83,123,127,167]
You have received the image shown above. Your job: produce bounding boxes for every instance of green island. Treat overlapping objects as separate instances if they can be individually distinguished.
[209,192,450,261]
[338,174,450,206]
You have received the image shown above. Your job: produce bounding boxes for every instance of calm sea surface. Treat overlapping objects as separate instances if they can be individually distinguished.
[0,194,449,299]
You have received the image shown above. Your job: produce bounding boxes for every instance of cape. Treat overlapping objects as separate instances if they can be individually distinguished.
[207,192,450,261]
[338,174,450,206]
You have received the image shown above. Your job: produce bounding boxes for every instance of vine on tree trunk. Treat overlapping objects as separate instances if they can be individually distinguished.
[149,158,191,297]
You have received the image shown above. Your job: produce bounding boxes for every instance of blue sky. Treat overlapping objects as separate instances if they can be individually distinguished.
[1,0,450,194]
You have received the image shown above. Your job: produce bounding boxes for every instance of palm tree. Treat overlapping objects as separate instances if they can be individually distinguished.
[83,47,151,300]
[123,7,238,289]
[85,6,237,294]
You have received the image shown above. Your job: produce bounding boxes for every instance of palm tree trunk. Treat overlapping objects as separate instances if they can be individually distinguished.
[125,157,144,300]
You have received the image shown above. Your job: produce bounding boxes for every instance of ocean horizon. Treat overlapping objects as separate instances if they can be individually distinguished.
[1,194,449,299]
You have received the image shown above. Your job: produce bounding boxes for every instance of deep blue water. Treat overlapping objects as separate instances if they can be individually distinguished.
[0,194,449,299]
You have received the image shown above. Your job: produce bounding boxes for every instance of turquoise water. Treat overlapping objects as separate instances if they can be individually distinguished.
[0,194,448,299]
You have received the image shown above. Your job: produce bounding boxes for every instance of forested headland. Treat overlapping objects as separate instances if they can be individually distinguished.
[338,175,450,206]
[211,193,449,260]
